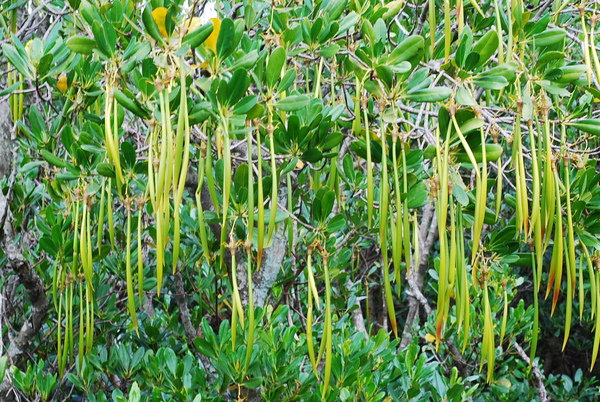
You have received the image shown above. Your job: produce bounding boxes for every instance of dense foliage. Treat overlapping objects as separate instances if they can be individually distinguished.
[2,0,600,400]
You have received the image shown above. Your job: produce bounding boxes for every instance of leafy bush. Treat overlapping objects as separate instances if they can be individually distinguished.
[3,0,600,400]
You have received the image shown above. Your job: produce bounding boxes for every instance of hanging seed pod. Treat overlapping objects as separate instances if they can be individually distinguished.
[450,110,483,264]
[540,104,556,252]
[547,168,563,315]
[104,85,124,190]
[589,253,600,370]
[266,119,279,245]
[499,278,508,346]
[589,13,600,83]
[362,96,375,229]
[219,121,232,274]
[581,7,593,85]
[377,99,397,337]
[125,198,139,335]
[456,207,470,352]
[97,179,106,249]
[527,120,543,290]
[401,137,412,279]
[391,130,403,290]
[244,242,255,371]
[173,59,192,274]
[256,120,266,268]
[316,247,333,399]
[137,197,145,305]
[482,275,495,383]
[306,246,318,376]
[434,125,451,349]
[582,243,597,320]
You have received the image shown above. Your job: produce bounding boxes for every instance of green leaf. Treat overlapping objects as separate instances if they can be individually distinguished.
[553,65,588,84]
[0,356,7,384]
[277,69,296,94]
[302,148,323,163]
[66,36,97,55]
[405,87,452,102]
[538,80,570,96]
[456,87,477,106]
[407,182,428,208]
[242,377,264,389]
[327,214,346,233]
[472,30,499,69]
[321,132,343,149]
[41,150,67,168]
[217,18,236,59]
[230,49,259,71]
[473,75,508,90]
[533,28,566,47]
[142,5,164,44]
[536,51,564,69]
[194,338,217,359]
[456,26,473,69]
[565,119,600,136]
[338,12,360,34]
[232,95,257,116]
[319,188,335,219]
[97,162,116,178]
[275,95,311,111]
[389,35,424,66]
[459,118,484,134]
[319,44,340,58]
[128,382,140,402]
[0,80,24,97]
[92,21,116,58]
[36,53,54,79]
[266,47,286,89]
[113,88,150,119]
[182,21,214,49]
[2,43,33,80]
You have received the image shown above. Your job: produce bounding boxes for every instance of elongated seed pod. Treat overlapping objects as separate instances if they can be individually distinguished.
[306,248,318,376]
[378,100,397,337]
[125,200,139,335]
[363,99,374,229]
[321,253,333,399]
[244,244,255,370]
[592,261,600,370]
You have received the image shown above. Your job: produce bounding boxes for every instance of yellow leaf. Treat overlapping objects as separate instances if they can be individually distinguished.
[205,18,221,53]
[295,159,304,170]
[425,333,436,343]
[183,16,202,34]
[495,377,511,389]
[151,7,169,38]
[57,73,68,92]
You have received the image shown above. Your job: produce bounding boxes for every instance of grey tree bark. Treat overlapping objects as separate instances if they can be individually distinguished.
[0,100,50,400]
[0,101,11,178]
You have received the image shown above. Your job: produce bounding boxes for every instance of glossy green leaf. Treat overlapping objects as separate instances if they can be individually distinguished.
[566,119,600,136]
[472,30,499,69]
[405,87,452,102]
[66,36,97,55]
[275,95,311,111]
[216,18,236,59]
[92,21,116,58]
[266,47,286,89]
[473,75,509,90]
[533,28,566,47]
[182,21,214,49]
[2,43,33,79]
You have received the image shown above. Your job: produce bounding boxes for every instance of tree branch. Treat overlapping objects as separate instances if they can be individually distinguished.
[0,187,49,399]
[400,202,437,348]
[513,341,548,402]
